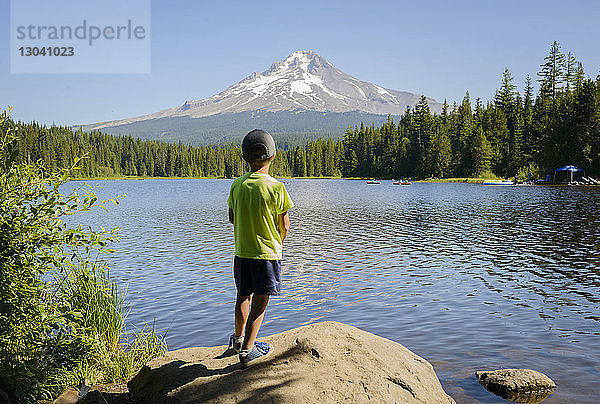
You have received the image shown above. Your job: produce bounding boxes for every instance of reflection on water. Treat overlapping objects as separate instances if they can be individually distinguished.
[66,179,600,403]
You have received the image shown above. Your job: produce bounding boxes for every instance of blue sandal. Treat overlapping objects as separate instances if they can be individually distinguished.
[239,341,272,367]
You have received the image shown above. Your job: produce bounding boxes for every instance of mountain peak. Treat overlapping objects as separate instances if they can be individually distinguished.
[265,50,325,75]
[287,49,318,59]
[86,51,442,131]
[285,50,323,63]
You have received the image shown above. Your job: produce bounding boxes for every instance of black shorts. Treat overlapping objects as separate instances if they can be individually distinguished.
[234,256,281,296]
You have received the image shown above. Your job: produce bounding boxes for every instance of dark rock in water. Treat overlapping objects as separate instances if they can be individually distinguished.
[476,369,556,403]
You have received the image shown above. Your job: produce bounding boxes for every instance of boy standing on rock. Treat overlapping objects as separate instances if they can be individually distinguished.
[227,129,293,367]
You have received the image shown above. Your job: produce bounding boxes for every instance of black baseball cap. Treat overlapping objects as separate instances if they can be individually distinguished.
[242,129,276,163]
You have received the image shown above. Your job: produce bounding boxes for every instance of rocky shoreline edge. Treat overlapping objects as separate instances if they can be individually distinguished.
[56,321,556,403]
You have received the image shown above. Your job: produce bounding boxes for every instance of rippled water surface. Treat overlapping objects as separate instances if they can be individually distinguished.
[68,179,600,403]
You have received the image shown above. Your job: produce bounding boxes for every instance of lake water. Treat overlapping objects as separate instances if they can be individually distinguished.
[68,179,600,403]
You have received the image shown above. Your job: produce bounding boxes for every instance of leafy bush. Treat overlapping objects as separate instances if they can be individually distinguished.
[474,170,501,180]
[516,162,542,182]
[0,110,166,403]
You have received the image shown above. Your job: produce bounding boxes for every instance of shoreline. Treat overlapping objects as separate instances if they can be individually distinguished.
[68,176,495,182]
[69,176,600,186]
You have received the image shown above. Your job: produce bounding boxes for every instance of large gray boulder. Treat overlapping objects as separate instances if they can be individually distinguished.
[476,369,556,403]
[129,321,454,403]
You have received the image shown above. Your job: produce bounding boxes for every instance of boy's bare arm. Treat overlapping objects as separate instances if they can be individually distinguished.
[279,211,290,242]
[229,208,234,224]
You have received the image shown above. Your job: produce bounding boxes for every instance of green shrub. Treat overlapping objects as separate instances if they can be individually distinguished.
[471,170,501,180]
[516,162,542,182]
[0,110,166,403]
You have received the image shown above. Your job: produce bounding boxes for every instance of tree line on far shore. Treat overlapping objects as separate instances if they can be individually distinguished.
[342,41,599,179]
[11,41,600,179]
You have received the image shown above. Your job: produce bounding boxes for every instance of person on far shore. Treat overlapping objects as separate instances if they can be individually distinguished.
[227,129,294,367]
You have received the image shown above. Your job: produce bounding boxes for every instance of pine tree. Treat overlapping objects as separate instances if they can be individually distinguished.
[471,127,492,176]
[522,75,535,160]
[509,93,525,173]
[426,126,452,178]
[455,93,473,176]
[413,95,432,176]
[495,68,516,114]
[564,52,579,93]
[441,100,449,125]
[574,62,585,91]
[294,147,307,177]
[538,40,566,100]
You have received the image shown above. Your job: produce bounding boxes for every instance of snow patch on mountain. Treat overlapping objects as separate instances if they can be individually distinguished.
[290,80,312,95]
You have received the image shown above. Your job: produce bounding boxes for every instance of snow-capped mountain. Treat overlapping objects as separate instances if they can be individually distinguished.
[86,50,442,132]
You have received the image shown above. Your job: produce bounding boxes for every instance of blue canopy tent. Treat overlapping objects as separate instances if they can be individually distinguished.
[553,165,585,184]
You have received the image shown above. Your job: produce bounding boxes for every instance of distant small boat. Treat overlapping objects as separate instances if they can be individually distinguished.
[482,180,514,186]
[366,180,381,184]
[393,181,412,185]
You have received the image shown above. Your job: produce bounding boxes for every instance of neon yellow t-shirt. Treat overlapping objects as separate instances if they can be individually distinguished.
[227,172,294,260]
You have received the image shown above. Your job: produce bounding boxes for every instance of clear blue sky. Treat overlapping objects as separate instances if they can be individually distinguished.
[2,0,599,126]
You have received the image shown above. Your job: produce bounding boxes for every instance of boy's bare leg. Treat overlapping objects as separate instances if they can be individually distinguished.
[235,294,251,337]
[242,294,270,351]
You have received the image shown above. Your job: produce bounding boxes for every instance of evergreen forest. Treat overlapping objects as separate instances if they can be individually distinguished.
[10,42,600,179]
